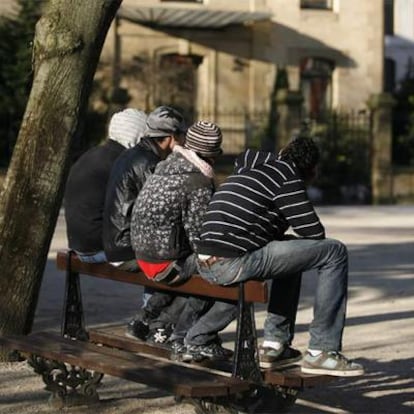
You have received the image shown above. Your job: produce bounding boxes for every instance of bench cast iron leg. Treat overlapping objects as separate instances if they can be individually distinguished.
[61,250,88,340]
[187,283,263,414]
[28,354,103,408]
[233,282,262,382]
[226,283,299,413]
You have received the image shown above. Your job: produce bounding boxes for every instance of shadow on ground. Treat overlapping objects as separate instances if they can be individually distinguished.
[28,237,414,414]
[292,357,414,414]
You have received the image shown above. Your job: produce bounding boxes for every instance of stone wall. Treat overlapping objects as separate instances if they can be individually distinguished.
[393,168,414,203]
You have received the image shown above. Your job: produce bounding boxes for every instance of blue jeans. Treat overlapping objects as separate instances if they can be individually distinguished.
[114,259,139,272]
[197,238,348,351]
[146,294,186,331]
[149,253,238,345]
[171,297,237,346]
[76,250,107,263]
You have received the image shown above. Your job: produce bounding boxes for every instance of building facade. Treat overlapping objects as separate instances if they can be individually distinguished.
[100,0,384,120]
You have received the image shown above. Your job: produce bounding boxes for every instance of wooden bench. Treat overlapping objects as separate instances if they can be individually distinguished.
[0,250,334,412]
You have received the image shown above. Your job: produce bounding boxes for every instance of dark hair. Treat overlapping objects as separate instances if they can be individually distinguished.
[196,152,215,165]
[153,136,169,143]
[279,136,320,179]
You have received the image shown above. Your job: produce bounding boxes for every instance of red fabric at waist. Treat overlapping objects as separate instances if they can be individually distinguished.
[137,259,172,279]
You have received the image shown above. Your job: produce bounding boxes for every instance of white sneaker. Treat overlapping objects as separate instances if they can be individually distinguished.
[301,351,364,377]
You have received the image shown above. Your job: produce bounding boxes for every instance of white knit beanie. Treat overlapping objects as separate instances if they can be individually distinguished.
[108,108,147,148]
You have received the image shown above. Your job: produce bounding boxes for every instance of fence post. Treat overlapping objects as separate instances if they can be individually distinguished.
[276,89,303,150]
[368,93,396,204]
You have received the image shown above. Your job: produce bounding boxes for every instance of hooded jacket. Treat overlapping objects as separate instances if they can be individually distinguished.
[64,109,147,254]
[64,139,126,253]
[131,147,214,262]
[196,149,325,257]
[102,137,162,261]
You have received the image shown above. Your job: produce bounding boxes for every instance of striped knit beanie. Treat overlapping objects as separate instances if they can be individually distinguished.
[184,121,223,158]
[108,108,147,148]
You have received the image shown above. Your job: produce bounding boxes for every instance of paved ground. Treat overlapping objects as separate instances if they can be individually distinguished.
[0,206,413,414]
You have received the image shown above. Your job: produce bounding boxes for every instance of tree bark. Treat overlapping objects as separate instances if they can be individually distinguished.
[0,0,121,360]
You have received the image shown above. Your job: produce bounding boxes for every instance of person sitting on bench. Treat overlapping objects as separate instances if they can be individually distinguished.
[64,108,147,263]
[102,106,187,342]
[131,121,235,361]
[196,136,365,376]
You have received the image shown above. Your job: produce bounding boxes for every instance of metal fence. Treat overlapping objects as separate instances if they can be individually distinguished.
[303,110,372,150]
[193,109,372,157]
[193,108,373,202]
[304,110,372,203]
[193,110,270,155]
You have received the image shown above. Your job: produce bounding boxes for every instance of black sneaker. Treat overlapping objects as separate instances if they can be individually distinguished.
[125,319,149,341]
[170,339,193,362]
[186,342,233,362]
[146,326,173,346]
[259,345,302,369]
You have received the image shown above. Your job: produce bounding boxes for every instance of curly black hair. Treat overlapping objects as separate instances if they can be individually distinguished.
[278,136,320,179]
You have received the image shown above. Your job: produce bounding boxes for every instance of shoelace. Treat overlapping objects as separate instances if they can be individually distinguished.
[327,351,351,363]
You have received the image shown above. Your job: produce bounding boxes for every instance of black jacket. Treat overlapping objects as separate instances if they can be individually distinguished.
[103,138,162,261]
[64,139,125,253]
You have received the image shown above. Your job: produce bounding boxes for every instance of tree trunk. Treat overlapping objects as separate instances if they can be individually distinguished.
[0,0,121,360]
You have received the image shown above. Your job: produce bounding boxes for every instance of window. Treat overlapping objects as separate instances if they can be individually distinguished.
[300,0,332,10]
[300,57,334,119]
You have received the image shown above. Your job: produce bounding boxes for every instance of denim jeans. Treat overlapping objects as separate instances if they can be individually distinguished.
[197,237,348,351]
[142,287,154,307]
[148,253,238,345]
[171,297,237,346]
[76,250,107,263]
[113,259,139,272]
[147,294,186,331]
[143,253,197,331]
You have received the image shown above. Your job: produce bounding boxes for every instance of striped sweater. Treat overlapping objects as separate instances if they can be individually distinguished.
[196,149,325,257]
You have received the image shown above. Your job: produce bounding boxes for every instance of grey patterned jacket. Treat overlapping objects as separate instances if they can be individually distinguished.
[131,149,214,262]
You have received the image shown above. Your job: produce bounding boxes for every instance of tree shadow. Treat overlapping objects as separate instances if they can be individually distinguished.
[298,241,414,309]
[292,357,414,413]
[32,234,414,414]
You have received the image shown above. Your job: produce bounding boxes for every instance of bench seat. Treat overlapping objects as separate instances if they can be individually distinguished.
[87,324,335,389]
[56,250,268,303]
[0,332,249,398]
[0,249,336,411]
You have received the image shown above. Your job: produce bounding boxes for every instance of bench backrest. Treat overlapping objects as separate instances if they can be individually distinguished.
[56,250,268,303]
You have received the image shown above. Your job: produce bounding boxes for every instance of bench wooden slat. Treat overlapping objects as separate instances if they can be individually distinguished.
[89,328,171,359]
[56,250,268,303]
[264,367,335,388]
[89,326,334,389]
[88,327,233,372]
[0,332,249,397]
